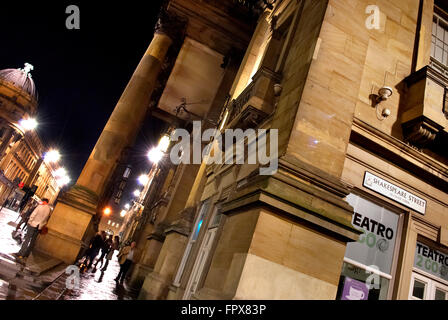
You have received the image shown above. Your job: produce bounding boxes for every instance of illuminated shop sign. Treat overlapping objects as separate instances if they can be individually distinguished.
[345,194,399,275]
[414,242,448,282]
[363,172,426,215]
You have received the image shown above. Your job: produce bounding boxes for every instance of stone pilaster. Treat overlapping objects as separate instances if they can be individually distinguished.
[36,12,185,263]
[196,157,361,299]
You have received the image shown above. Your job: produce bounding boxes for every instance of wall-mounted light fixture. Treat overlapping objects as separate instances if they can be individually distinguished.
[373,86,393,121]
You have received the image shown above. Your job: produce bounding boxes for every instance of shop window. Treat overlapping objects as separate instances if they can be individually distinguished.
[336,194,401,300]
[410,241,448,300]
[412,279,426,299]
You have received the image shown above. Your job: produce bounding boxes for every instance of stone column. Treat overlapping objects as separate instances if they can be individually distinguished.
[35,11,185,263]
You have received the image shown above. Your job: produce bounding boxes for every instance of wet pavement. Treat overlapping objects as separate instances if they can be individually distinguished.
[59,252,138,300]
[0,207,137,300]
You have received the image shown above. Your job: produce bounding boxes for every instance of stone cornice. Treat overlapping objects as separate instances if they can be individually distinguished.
[351,117,448,189]
[57,184,98,215]
[222,161,361,242]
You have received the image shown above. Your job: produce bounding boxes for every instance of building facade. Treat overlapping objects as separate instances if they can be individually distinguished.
[0,65,61,206]
[119,0,448,300]
[37,0,448,300]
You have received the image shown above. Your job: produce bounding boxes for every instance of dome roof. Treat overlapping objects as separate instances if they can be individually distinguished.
[0,63,37,100]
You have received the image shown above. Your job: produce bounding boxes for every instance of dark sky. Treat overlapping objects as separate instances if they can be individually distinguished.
[0,1,166,207]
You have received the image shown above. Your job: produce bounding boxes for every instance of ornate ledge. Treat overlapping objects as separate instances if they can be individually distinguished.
[402,63,448,149]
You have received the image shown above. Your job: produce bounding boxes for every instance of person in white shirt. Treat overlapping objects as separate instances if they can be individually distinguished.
[14,198,52,262]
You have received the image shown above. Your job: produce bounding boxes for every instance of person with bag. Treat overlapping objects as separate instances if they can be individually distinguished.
[115,241,137,284]
[101,235,120,272]
[12,198,51,264]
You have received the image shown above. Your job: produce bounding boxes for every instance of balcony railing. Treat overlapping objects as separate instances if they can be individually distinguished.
[227,66,281,129]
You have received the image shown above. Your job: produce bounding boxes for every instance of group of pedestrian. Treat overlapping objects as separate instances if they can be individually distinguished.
[7,198,139,286]
[81,231,119,272]
[80,231,138,285]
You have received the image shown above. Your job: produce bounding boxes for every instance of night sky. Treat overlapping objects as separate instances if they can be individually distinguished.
[0,1,166,207]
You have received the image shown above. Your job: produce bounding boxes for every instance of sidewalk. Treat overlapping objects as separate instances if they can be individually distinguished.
[0,207,67,299]
[0,207,137,300]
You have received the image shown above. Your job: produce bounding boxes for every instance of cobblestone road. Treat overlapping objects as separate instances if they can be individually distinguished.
[0,207,137,300]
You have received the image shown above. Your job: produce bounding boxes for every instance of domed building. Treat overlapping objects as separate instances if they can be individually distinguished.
[0,64,60,208]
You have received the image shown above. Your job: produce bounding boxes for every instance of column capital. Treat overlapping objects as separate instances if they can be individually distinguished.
[154,10,187,42]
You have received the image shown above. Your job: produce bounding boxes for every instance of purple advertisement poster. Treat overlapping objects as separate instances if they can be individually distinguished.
[341,277,369,300]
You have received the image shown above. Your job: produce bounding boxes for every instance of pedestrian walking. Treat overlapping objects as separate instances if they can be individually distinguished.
[12,198,51,263]
[85,230,106,269]
[101,235,120,272]
[15,202,38,232]
[115,241,138,284]
[94,234,113,269]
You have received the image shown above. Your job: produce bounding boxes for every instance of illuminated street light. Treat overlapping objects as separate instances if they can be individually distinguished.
[138,174,149,186]
[147,147,164,164]
[44,149,61,163]
[19,118,38,131]
[56,175,70,187]
[103,207,112,216]
[158,134,170,153]
[147,133,171,163]
[54,167,67,178]
[124,203,130,210]
[133,190,141,197]
[120,210,127,217]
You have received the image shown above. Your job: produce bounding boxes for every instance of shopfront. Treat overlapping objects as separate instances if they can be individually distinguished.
[336,192,403,300]
[409,240,448,300]
[335,162,448,301]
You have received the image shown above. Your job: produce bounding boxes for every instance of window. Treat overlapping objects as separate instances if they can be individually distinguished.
[411,241,448,300]
[431,13,448,66]
[336,194,401,300]
[123,167,131,178]
[173,199,211,286]
[410,272,448,300]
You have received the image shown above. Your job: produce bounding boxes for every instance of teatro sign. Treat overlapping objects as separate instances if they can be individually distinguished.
[363,172,426,215]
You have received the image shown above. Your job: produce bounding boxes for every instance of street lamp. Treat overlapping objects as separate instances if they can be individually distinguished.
[147,148,164,164]
[147,133,171,163]
[124,203,130,210]
[158,134,171,153]
[56,175,70,187]
[54,167,67,178]
[138,174,149,186]
[120,210,127,217]
[19,118,38,131]
[103,207,112,216]
[44,149,61,163]
[133,190,141,197]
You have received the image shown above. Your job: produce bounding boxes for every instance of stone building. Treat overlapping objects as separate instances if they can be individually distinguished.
[38,0,448,300]
[0,64,61,206]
